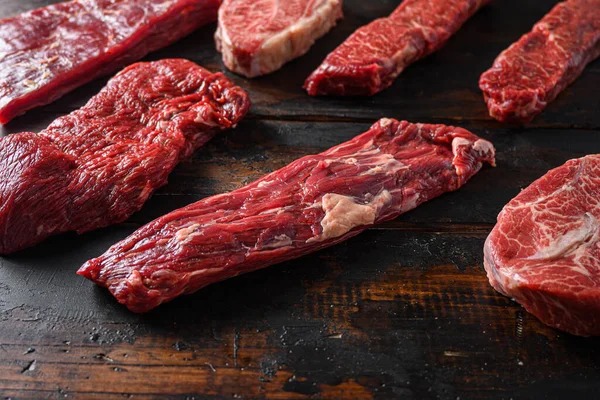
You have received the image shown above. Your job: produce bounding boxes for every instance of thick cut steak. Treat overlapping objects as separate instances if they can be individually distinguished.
[0,59,250,255]
[79,119,495,312]
[479,0,600,124]
[0,0,221,125]
[304,0,492,96]
[484,156,600,337]
[215,0,343,78]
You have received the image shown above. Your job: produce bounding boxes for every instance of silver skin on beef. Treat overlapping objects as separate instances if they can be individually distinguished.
[79,119,495,313]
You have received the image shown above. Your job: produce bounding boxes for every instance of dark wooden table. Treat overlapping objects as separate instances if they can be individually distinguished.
[1,1,599,398]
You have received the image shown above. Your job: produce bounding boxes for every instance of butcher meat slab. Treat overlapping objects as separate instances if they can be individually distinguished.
[479,0,600,124]
[0,0,221,125]
[0,59,250,255]
[79,119,496,312]
[304,0,492,96]
[484,156,600,337]
[215,0,343,78]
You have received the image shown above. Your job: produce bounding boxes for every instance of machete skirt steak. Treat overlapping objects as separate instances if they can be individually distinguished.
[79,119,495,312]
[0,59,250,255]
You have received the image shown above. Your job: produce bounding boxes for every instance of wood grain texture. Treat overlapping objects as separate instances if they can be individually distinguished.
[1,0,600,398]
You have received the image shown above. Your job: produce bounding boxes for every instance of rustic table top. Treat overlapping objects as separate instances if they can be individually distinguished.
[1,0,599,398]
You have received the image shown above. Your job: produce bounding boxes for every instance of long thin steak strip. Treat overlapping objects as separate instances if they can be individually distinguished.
[0,0,221,125]
[0,59,250,254]
[304,0,492,96]
[79,119,495,312]
[485,156,600,336]
[215,0,343,78]
[479,0,600,124]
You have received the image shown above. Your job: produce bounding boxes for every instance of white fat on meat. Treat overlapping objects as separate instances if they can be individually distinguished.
[175,223,201,241]
[527,212,598,265]
[262,234,293,249]
[318,190,392,241]
[386,42,418,78]
[451,136,496,175]
[252,0,342,77]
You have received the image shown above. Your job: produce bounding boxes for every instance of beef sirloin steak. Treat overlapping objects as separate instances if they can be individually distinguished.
[0,59,250,255]
[0,0,221,124]
[215,0,343,78]
[304,0,492,96]
[484,156,600,336]
[479,0,600,123]
[79,119,495,312]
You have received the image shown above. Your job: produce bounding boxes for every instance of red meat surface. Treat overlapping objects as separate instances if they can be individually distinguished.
[484,156,600,337]
[304,0,492,96]
[0,59,251,254]
[79,119,495,313]
[0,0,221,125]
[479,0,600,124]
[215,0,343,77]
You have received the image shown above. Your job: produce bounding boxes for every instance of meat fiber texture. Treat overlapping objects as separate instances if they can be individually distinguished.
[479,0,600,124]
[0,59,251,255]
[304,0,493,96]
[215,0,343,78]
[79,119,496,312]
[0,0,222,125]
[484,156,600,337]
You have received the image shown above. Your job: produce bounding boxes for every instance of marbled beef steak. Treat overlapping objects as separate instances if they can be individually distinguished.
[304,0,493,96]
[485,156,600,336]
[479,0,600,123]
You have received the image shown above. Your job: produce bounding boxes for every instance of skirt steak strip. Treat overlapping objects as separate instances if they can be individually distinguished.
[215,0,343,78]
[0,0,221,125]
[304,0,492,96]
[79,119,495,312]
[479,0,600,124]
[484,156,600,337]
[0,59,251,254]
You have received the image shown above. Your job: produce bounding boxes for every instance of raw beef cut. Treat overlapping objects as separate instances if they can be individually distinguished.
[79,119,495,312]
[215,0,343,78]
[0,59,250,255]
[484,156,600,337]
[304,0,492,96]
[479,0,600,124]
[0,0,221,125]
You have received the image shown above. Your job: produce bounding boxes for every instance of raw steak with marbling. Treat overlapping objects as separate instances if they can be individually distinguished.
[479,0,600,123]
[304,0,492,96]
[484,155,600,336]
[79,119,495,312]
[215,0,343,77]
[0,59,250,255]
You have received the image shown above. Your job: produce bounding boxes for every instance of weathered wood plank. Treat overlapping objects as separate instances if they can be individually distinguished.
[2,230,600,398]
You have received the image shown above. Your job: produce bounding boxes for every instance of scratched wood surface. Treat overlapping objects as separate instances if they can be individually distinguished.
[1,0,600,399]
